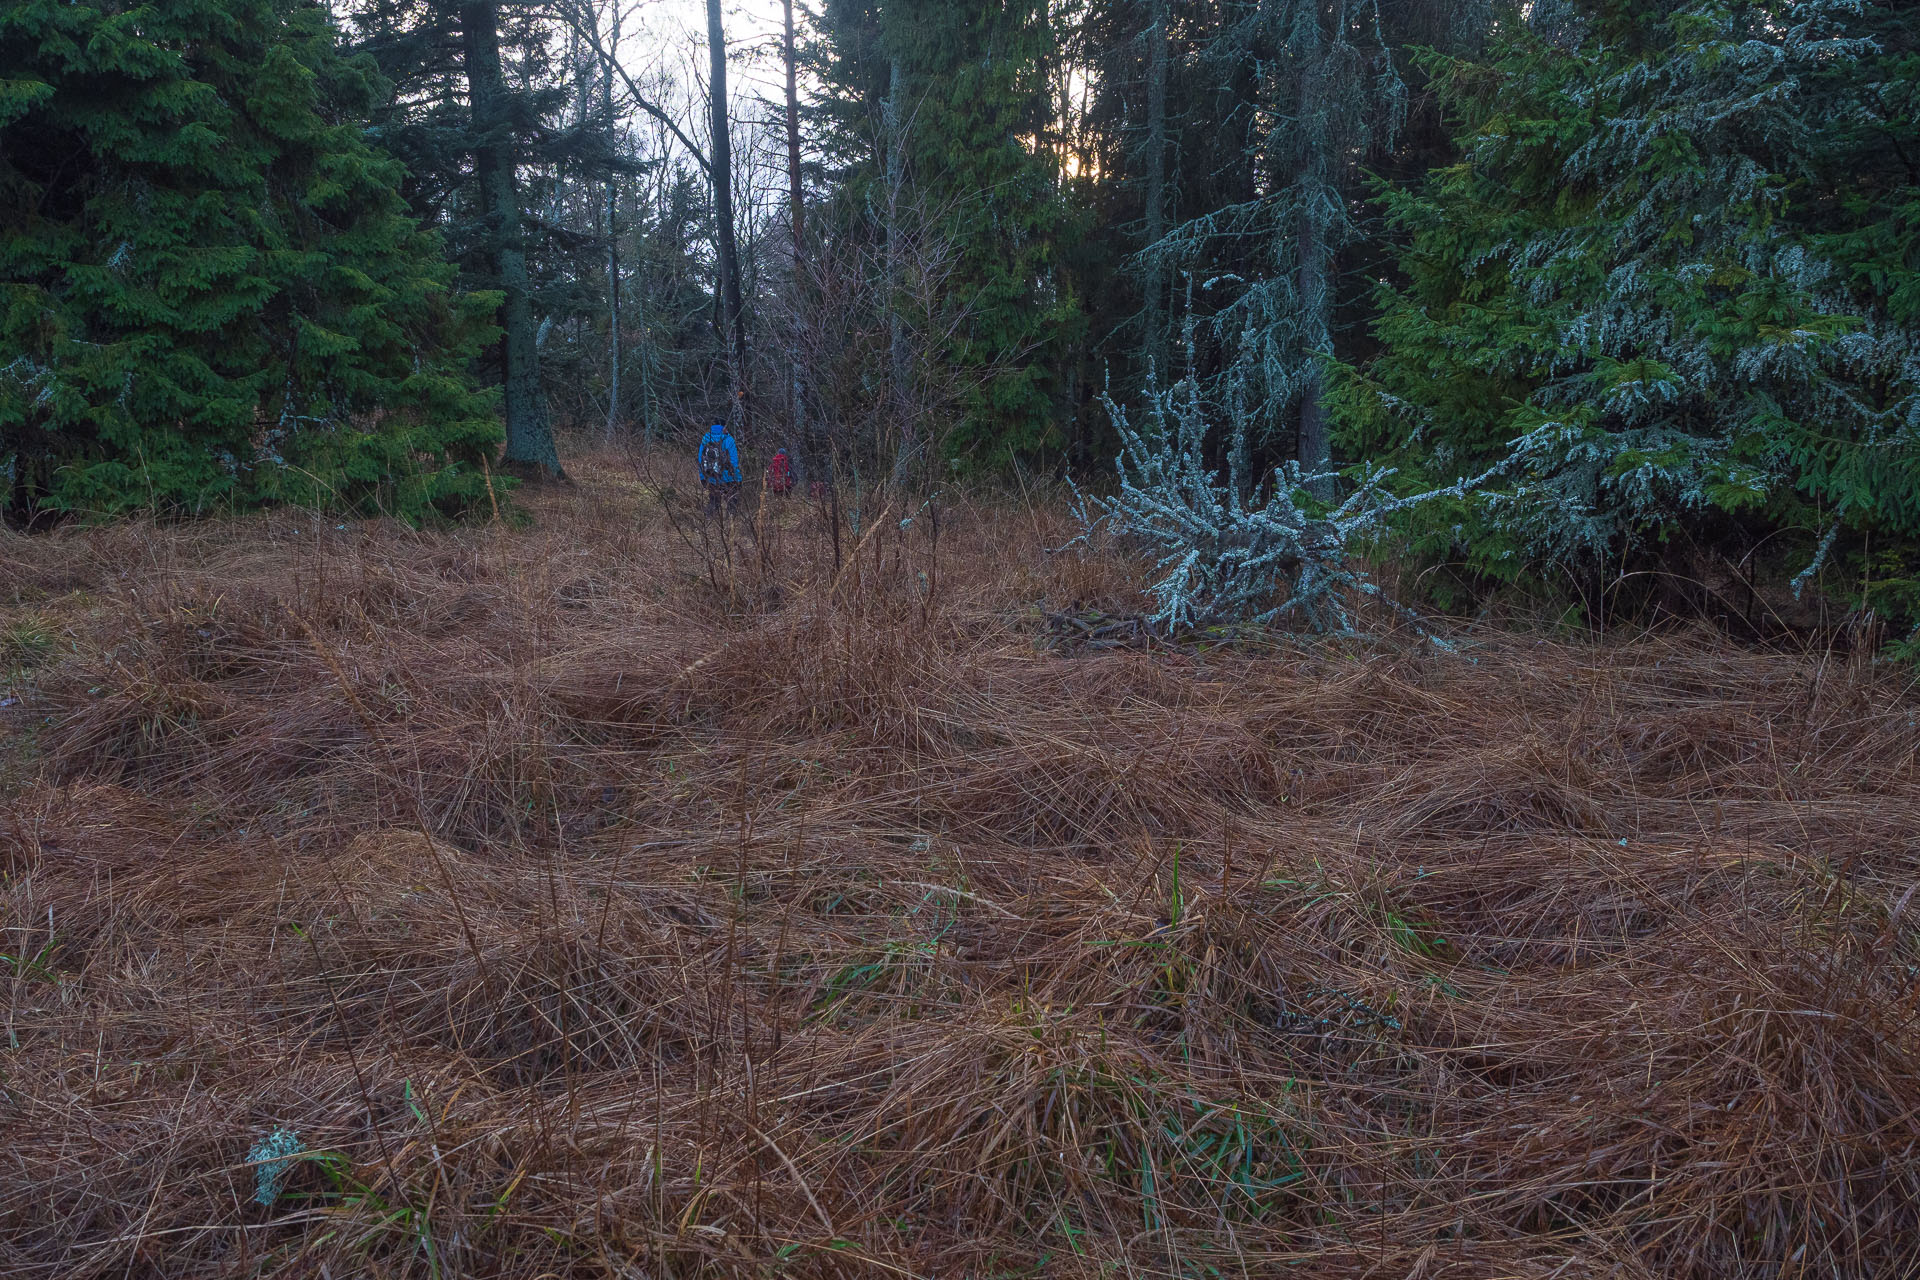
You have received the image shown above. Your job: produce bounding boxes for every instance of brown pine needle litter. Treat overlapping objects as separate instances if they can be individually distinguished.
[3,448,1918,1280]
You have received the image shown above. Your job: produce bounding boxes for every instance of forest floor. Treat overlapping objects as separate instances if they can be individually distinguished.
[4,448,1919,1279]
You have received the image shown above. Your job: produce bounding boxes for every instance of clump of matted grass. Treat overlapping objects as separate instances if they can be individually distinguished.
[2,446,1917,1278]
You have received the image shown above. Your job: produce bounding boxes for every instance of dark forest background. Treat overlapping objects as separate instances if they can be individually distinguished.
[4,0,1917,638]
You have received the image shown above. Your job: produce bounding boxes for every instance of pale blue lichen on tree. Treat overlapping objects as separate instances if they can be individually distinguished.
[1330,0,1920,631]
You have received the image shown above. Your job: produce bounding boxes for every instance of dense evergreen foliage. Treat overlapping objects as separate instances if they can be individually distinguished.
[0,0,501,517]
[807,0,1081,472]
[346,0,593,475]
[895,0,1081,467]
[1334,0,1920,628]
[4,0,1916,637]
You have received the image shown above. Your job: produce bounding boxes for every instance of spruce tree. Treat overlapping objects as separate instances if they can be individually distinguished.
[1337,0,1920,626]
[1,0,501,516]
[1795,0,1920,625]
[1067,0,1264,460]
[1067,0,1485,491]
[346,0,568,476]
[815,0,1084,472]
[463,0,557,475]
[1173,0,1487,486]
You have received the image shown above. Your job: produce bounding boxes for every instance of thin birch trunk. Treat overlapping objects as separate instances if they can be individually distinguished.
[707,0,748,428]
[603,2,621,440]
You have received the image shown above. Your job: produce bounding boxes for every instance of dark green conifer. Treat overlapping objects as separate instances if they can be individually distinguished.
[0,0,502,516]
[886,0,1082,468]
[1335,0,1920,627]
[814,0,1084,471]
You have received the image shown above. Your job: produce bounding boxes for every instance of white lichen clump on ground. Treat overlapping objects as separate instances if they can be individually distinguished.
[248,1127,302,1207]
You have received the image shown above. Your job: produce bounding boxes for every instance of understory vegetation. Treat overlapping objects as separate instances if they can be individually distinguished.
[7,0,1917,642]
[3,453,1917,1278]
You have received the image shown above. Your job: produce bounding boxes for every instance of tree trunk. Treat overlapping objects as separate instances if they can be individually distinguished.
[707,0,747,428]
[885,55,914,487]
[783,0,805,473]
[463,0,560,477]
[783,0,804,261]
[1295,210,1330,488]
[603,1,621,441]
[1294,5,1331,497]
[636,280,655,441]
[1142,0,1168,377]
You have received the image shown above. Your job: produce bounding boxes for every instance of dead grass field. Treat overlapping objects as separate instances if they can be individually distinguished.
[3,450,1919,1279]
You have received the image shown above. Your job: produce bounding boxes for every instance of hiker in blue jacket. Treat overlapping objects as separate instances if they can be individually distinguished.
[696,422,741,516]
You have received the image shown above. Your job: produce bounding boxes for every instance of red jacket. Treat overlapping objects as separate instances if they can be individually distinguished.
[766,450,794,494]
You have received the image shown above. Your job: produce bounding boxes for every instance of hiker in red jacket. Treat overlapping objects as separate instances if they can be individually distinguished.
[766,448,795,496]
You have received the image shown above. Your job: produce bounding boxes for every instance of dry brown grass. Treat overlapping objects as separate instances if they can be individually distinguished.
[3,447,1918,1279]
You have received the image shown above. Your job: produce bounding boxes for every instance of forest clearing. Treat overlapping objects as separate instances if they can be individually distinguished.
[7,0,1920,1273]
[4,453,1918,1278]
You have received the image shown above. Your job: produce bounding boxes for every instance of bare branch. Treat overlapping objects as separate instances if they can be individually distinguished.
[552,1,712,178]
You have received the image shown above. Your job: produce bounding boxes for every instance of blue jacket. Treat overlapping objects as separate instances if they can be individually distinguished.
[698,425,741,484]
